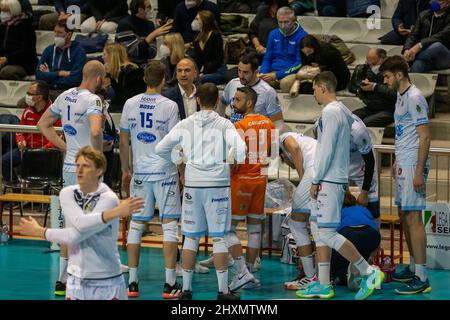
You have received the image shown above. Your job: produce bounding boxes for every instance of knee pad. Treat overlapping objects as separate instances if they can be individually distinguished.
[226,231,241,248]
[247,223,262,249]
[127,221,145,245]
[317,227,346,251]
[309,220,324,247]
[288,218,311,247]
[212,237,228,254]
[162,221,179,243]
[183,237,199,253]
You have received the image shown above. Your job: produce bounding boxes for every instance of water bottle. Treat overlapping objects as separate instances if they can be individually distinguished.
[0,224,9,245]
[381,256,393,283]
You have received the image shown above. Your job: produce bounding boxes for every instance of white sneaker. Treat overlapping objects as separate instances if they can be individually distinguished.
[176,263,183,277]
[199,254,235,268]
[195,262,210,274]
[284,276,317,290]
[229,271,257,291]
[247,257,261,273]
[243,277,261,289]
[121,264,129,273]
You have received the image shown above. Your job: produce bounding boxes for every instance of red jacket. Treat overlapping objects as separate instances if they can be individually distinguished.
[15,100,61,149]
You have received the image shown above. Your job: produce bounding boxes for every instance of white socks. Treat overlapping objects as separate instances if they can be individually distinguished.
[59,257,68,283]
[415,264,427,282]
[216,270,229,294]
[300,255,316,278]
[182,269,193,291]
[234,256,249,275]
[409,256,415,272]
[129,267,138,284]
[165,268,176,286]
[318,262,330,286]
[354,257,373,276]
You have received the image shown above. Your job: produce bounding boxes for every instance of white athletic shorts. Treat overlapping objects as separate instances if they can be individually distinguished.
[130,175,181,221]
[66,275,127,300]
[310,182,347,228]
[395,164,429,211]
[292,167,314,215]
[181,187,231,238]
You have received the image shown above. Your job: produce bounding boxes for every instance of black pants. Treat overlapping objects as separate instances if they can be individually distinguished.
[331,226,381,285]
[380,30,407,46]
[353,107,394,128]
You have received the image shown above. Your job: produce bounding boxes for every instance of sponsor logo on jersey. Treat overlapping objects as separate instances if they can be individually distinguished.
[63,124,77,136]
[416,105,422,113]
[137,132,157,144]
[216,208,228,215]
[141,96,157,103]
[134,180,143,185]
[185,193,192,200]
[237,191,252,197]
[162,181,177,187]
[95,99,102,107]
[65,96,77,103]
[211,197,229,203]
[184,210,193,215]
[183,220,195,225]
[139,104,156,110]
[398,167,402,176]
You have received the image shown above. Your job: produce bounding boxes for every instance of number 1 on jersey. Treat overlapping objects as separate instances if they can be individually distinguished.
[67,105,71,121]
[140,112,153,128]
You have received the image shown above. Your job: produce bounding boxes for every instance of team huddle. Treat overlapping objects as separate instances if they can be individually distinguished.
[19,54,431,300]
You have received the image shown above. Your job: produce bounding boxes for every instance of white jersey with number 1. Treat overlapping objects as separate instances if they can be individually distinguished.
[50,88,103,173]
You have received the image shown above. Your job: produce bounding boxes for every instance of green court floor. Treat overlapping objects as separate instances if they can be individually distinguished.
[1,239,449,300]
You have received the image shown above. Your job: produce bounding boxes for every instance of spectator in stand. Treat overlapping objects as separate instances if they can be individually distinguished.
[403,0,450,73]
[218,0,262,13]
[290,34,350,94]
[2,81,61,182]
[80,0,128,34]
[171,0,220,43]
[159,33,187,87]
[156,0,182,26]
[39,0,91,31]
[317,0,380,18]
[191,10,227,84]
[289,0,315,15]
[34,19,86,101]
[259,6,307,92]
[380,0,429,46]
[116,0,172,66]
[352,48,396,127]
[0,0,37,80]
[102,43,146,113]
[249,0,289,58]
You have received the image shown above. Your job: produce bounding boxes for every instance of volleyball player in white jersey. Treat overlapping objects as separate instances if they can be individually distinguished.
[38,61,105,296]
[297,72,384,300]
[278,132,318,290]
[119,61,182,299]
[217,54,284,129]
[156,83,247,300]
[349,114,380,224]
[20,147,144,300]
[381,56,431,294]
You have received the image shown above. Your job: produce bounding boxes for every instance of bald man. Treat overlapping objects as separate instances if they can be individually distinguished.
[162,57,200,120]
[352,48,397,128]
[37,60,106,297]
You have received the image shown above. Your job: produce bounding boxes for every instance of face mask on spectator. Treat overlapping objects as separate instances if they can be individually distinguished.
[185,0,196,9]
[279,22,293,35]
[191,19,201,32]
[0,11,11,23]
[54,36,66,48]
[159,44,171,58]
[25,95,35,107]
[146,8,154,21]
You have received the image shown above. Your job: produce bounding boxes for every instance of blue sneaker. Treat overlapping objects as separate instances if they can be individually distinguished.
[392,267,415,282]
[355,268,384,300]
[296,280,334,299]
[395,276,432,295]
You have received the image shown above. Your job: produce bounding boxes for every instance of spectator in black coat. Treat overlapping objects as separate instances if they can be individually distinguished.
[116,0,172,66]
[403,0,450,73]
[171,0,220,43]
[102,43,146,113]
[191,10,227,84]
[380,0,429,45]
[352,48,396,128]
[0,0,37,79]
[80,0,128,33]
[291,35,350,94]
[156,0,183,26]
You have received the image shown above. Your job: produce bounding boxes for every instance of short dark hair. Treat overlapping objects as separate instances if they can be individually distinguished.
[130,0,146,15]
[376,48,387,59]
[55,19,74,32]
[144,60,166,88]
[197,83,218,108]
[239,53,259,72]
[313,71,337,93]
[380,55,410,78]
[237,87,257,107]
[32,80,49,101]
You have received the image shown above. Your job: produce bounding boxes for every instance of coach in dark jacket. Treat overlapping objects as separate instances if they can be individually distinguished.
[380,0,429,45]
[403,1,450,72]
[352,48,396,128]
[0,3,37,79]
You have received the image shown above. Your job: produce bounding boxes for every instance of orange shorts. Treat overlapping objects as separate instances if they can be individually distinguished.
[231,176,266,217]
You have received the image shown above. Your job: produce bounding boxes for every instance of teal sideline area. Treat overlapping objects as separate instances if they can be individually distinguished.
[1,239,449,300]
